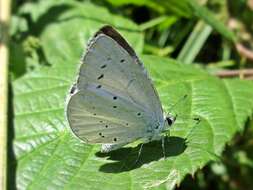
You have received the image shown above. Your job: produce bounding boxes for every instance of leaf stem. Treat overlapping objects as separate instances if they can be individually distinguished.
[0,0,11,189]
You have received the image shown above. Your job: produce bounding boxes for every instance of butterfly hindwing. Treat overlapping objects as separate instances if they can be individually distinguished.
[67,89,151,143]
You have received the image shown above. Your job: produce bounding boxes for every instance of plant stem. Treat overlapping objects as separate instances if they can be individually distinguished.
[0,0,11,189]
[236,43,253,61]
[215,69,253,79]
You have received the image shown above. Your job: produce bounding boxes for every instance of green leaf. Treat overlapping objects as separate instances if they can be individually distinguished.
[19,0,144,66]
[40,2,143,65]
[139,16,169,31]
[9,42,27,79]
[177,20,213,64]
[105,0,166,14]
[14,53,253,189]
[186,0,236,42]
[106,0,193,17]
[10,15,28,36]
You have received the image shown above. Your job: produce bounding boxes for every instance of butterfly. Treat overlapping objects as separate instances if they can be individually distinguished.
[66,25,176,153]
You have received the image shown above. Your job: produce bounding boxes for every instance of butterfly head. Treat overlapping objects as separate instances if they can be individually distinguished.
[165,113,177,127]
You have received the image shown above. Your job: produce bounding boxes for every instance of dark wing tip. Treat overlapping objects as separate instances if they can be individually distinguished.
[95,25,138,60]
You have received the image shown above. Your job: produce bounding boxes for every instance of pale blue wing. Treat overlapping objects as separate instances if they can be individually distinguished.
[66,26,164,144]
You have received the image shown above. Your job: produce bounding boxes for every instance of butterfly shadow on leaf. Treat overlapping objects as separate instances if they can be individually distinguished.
[97,136,187,173]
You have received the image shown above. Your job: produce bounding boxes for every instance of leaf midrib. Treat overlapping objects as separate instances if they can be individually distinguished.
[26,133,68,189]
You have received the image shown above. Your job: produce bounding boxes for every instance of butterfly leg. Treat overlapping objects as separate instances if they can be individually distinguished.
[101,142,129,153]
[134,143,144,165]
[166,130,170,143]
[161,136,166,159]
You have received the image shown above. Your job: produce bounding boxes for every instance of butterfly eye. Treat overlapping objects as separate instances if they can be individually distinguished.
[120,59,125,63]
[166,117,175,126]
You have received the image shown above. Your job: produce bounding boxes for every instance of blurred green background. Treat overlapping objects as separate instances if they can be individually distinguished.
[9,0,253,190]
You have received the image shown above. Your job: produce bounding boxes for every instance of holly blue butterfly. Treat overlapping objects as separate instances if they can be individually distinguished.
[66,26,176,153]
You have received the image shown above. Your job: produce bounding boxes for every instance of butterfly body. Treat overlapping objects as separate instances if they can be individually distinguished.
[66,26,174,152]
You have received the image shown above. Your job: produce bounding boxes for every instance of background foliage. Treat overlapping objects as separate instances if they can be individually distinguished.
[9,0,253,190]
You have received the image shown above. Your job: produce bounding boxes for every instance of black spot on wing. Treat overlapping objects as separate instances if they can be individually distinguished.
[100,64,107,69]
[70,84,77,94]
[97,74,104,80]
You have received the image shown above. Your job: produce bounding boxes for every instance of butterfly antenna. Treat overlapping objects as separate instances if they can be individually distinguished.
[166,94,201,126]
[167,94,188,114]
[184,117,201,141]
[193,117,201,124]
